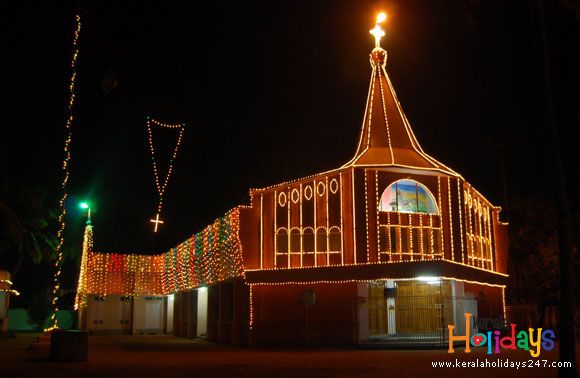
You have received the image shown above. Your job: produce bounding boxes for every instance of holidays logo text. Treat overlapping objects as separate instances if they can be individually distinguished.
[448,313,555,357]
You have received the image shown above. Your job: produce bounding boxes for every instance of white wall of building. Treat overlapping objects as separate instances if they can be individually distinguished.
[197,288,208,337]
[166,294,174,334]
[0,293,7,332]
[133,296,165,335]
[87,295,132,334]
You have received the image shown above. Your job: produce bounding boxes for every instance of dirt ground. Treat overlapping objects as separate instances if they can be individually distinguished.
[0,334,578,378]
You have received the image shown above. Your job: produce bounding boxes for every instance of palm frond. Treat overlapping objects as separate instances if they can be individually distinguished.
[26,231,43,264]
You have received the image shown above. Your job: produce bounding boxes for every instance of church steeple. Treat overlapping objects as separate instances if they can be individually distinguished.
[343,14,458,176]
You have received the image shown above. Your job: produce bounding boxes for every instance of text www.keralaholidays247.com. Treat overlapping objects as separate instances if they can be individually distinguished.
[432,358,573,369]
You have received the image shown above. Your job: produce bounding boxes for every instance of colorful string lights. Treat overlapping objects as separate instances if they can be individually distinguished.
[46,13,81,332]
[75,12,510,334]
[76,208,244,299]
[74,220,93,310]
[146,117,185,232]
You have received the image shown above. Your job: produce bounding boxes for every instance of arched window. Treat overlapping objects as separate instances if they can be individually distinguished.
[276,228,288,254]
[329,227,341,252]
[316,227,327,252]
[303,228,315,253]
[378,179,438,214]
[290,228,301,253]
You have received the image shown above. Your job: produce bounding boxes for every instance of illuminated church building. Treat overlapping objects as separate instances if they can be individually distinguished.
[76,20,509,346]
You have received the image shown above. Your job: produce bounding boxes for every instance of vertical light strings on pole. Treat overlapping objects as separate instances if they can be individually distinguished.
[45,13,82,332]
[146,117,185,232]
[74,203,93,311]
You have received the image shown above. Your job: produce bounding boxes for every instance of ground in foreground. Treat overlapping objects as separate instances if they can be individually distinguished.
[0,334,578,377]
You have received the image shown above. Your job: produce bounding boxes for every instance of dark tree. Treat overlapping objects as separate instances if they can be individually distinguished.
[0,183,58,279]
[531,0,577,375]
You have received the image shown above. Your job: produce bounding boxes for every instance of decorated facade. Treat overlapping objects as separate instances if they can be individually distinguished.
[76,16,508,346]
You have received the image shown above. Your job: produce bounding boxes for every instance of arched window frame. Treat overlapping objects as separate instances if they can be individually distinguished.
[290,228,301,253]
[328,226,341,253]
[315,226,327,253]
[378,179,439,215]
[276,227,288,254]
[303,227,315,253]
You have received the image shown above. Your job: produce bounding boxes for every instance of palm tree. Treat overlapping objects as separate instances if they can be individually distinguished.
[0,185,58,280]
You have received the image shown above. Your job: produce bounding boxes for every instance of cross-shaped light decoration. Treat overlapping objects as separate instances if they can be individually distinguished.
[369,12,387,48]
[150,213,164,232]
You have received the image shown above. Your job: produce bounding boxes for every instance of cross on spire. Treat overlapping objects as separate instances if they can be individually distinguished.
[369,12,387,48]
[341,11,459,177]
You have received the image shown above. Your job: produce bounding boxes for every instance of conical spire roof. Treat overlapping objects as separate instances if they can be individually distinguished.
[342,45,458,177]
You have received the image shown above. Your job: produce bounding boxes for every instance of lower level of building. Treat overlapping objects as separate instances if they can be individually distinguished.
[79,277,505,347]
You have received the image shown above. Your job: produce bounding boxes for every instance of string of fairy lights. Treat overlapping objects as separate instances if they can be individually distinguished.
[75,208,244,302]
[74,220,93,310]
[0,278,19,296]
[72,12,509,334]
[146,117,185,232]
[46,13,82,332]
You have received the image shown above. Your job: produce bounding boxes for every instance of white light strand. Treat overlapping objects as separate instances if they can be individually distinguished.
[146,117,186,232]
[46,13,81,332]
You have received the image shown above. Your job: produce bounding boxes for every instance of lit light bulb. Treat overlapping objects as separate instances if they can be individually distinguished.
[376,12,387,24]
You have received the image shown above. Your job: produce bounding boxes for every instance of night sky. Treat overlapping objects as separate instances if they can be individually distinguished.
[2,0,578,261]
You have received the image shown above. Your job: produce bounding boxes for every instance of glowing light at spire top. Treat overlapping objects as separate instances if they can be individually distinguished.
[376,12,387,24]
[370,12,387,48]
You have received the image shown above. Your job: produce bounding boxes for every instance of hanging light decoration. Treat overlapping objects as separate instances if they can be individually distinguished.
[45,13,82,332]
[146,117,185,232]
[75,208,245,298]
